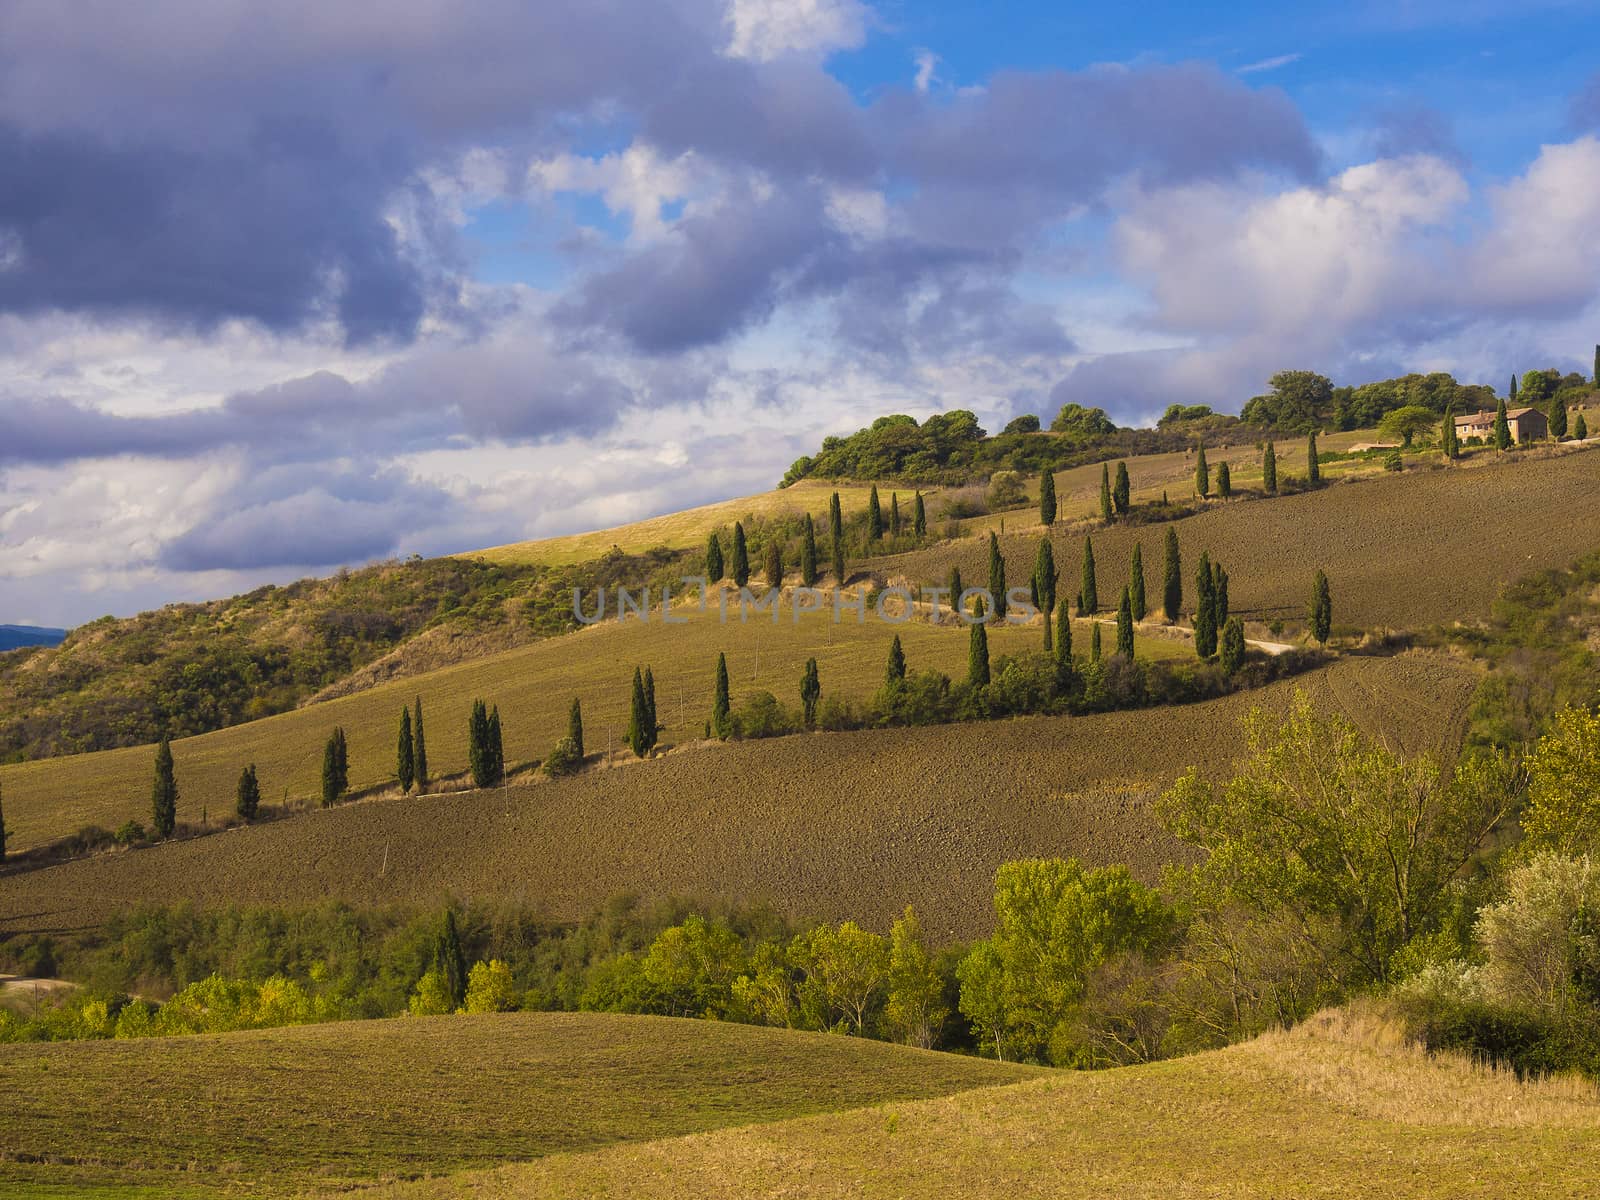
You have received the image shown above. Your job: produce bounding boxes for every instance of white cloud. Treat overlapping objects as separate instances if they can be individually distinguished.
[1237,53,1302,75]
[1469,136,1600,310]
[723,0,867,62]
[913,48,940,93]
[529,144,705,243]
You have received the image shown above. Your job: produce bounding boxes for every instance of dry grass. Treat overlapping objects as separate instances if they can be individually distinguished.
[359,1004,1600,1200]
[0,655,1476,942]
[0,1011,1038,1197]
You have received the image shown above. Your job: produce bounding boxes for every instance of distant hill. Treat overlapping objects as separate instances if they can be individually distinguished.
[0,625,66,651]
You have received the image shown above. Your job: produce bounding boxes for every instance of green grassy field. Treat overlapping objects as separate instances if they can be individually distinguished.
[0,654,1476,941]
[0,1011,1039,1198]
[0,598,1192,854]
[356,1007,1600,1200]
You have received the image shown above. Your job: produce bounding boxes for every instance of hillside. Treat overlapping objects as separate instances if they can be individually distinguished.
[0,1011,1038,1197]
[363,1007,1600,1200]
[0,654,1476,941]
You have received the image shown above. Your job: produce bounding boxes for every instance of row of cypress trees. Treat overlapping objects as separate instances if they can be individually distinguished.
[704,489,928,592]
[468,699,505,788]
[626,667,659,758]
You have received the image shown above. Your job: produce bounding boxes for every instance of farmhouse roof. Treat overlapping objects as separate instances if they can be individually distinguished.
[1454,407,1539,423]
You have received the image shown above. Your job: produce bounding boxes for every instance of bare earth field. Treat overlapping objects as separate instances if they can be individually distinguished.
[0,654,1476,942]
[0,1011,1038,1198]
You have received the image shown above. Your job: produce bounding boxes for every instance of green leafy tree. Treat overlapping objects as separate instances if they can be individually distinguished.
[397,707,415,793]
[1195,444,1210,498]
[1378,405,1437,448]
[463,960,520,1014]
[788,921,891,1037]
[152,737,178,835]
[1307,431,1321,483]
[1033,537,1057,652]
[830,492,846,584]
[764,539,783,590]
[1309,569,1333,644]
[885,634,907,686]
[868,485,884,541]
[712,653,732,739]
[705,532,725,582]
[1263,442,1278,494]
[1116,588,1134,659]
[1079,535,1098,614]
[235,763,260,821]
[800,517,818,586]
[1216,461,1231,498]
[913,491,927,537]
[731,522,750,587]
[968,620,990,688]
[1162,527,1182,622]
[1522,708,1600,856]
[568,698,584,761]
[1040,469,1057,526]
[1157,696,1510,983]
[1193,551,1218,658]
[987,531,1007,620]
[885,906,947,1048]
[1219,616,1245,677]
[1112,461,1130,514]
[1099,463,1112,521]
[800,658,821,727]
[412,697,428,794]
[1129,543,1146,621]
[1494,398,1511,451]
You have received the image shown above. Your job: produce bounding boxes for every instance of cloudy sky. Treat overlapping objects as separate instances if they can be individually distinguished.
[4,0,1600,626]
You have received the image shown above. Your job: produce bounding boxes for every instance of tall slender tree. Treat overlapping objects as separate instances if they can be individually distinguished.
[801,658,821,727]
[321,729,346,807]
[1129,543,1147,621]
[1040,470,1057,526]
[1551,392,1568,439]
[1216,461,1232,498]
[913,491,927,537]
[1220,616,1245,677]
[1033,537,1057,652]
[732,522,752,587]
[1307,431,1321,483]
[412,697,429,794]
[705,532,725,582]
[1194,552,1218,659]
[1310,570,1333,645]
[568,698,585,761]
[1113,461,1130,514]
[397,707,415,792]
[1116,588,1134,659]
[1577,412,1589,441]
[1263,442,1278,494]
[800,515,818,587]
[151,737,179,834]
[235,763,260,821]
[764,539,783,591]
[948,565,965,621]
[1090,622,1102,662]
[712,653,732,739]
[1494,398,1511,451]
[436,909,467,1011]
[868,485,884,540]
[334,727,347,793]
[1079,535,1099,615]
[1162,527,1182,622]
[1054,594,1073,680]
[1099,463,1112,521]
[1510,373,1519,402]
[829,492,846,584]
[470,699,492,781]
[643,669,657,748]
[1195,444,1210,498]
[1442,407,1459,460]
[626,670,650,758]
[987,531,1008,619]
[968,619,990,688]
[1212,561,1230,627]
[890,492,902,537]
[885,634,907,686]
[488,705,505,785]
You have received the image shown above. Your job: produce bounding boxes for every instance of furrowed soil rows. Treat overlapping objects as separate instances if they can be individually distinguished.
[0,655,1476,943]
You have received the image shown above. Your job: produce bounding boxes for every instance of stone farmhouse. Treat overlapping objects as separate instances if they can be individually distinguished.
[1454,406,1549,443]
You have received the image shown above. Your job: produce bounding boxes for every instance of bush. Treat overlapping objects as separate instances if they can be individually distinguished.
[985,471,1027,510]
[408,967,456,1016]
[463,959,521,1013]
[731,691,798,740]
[544,735,582,778]
[113,820,147,846]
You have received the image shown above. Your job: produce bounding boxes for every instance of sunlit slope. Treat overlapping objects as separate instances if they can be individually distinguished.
[362,1008,1600,1200]
[0,1011,1039,1199]
[0,655,1476,940]
[0,601,1182,853]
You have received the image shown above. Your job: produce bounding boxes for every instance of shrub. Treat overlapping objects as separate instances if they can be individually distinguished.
[544,735,583,778]
[731,691,798,740]
[408,968,457,1016]
[463,959,522,1013]
[985,470,1027,510]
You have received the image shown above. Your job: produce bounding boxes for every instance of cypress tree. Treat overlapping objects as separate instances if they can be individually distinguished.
[626,670,649,758]
[987,531,1007,619]
[764,539,783,590]
[1116,588,1134,659]
[643,669,657,750]
[830,492,846,584]
[1576,412,1589,441]
[1080,535,1098,615]
[412,697,429,794]
[1217,461,1232,498]
[1220,616,1245,677]
[152,736,179,835]
[1099,463,1112,522]
[321,730,344,807]
[1310,570,1333,644]
[1307,431,1320,483]
[1442,407,1459,460]
[1040,470,1057,526]
[334,727,347,793]
[885,635,907,686]
[1054,594,1073,674]
[1263,442,1278,494]
[568,698,585,761]
[1494,398,1511,451]
[236,764,260,822]
[890,493,901,537]
[705,532,725,582]
[1194,553,1218,659]
[948,565,965,620]
[1212,561,1230,626]
[801,515,819,587]
[397,707,415,793]
[868,485,884,540]
[1510,374,1519,402]
[1195,444,1210,498]
[1551,392,1568,439]
[1090,622,1102,662]
[712,653,731,739]
[913,491,927,538]
[1033,537,1057,652]
[437,909,467,1011]
[968,619,990,688]
[1113,461,1131,514]
[469,699,491,782]
[1128,543,1147,621]
[1162,527,1182,622]
[488,705,504,785]
[732,522,750,587]
[801,658,821,727]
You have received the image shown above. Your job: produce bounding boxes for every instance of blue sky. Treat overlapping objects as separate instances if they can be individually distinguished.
[2,0,1599,625]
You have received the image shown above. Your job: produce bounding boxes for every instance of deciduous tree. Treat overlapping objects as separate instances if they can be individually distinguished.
[886,907,947,1048]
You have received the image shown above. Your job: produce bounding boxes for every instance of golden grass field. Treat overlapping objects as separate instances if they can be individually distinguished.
[357,1005,1600,1200]
[0,598,1193,854]
[0,654,1476,941]
[0,1011,1039,1198]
